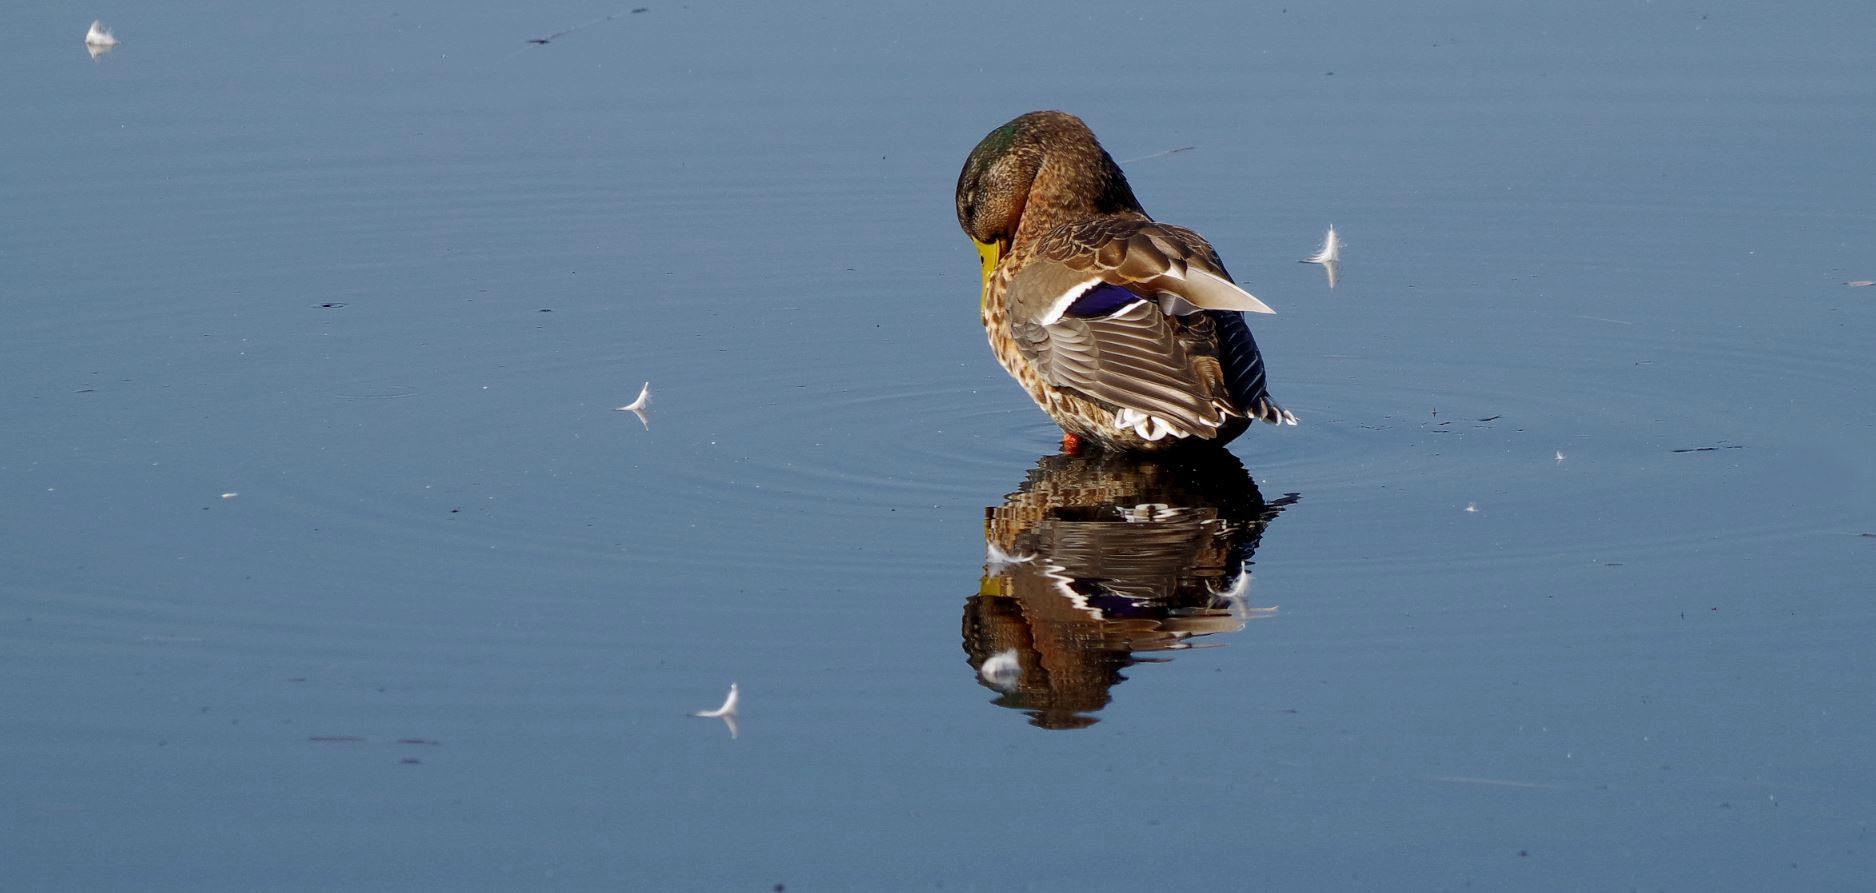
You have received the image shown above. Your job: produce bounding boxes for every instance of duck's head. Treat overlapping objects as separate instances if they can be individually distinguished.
[956,111,1143,286]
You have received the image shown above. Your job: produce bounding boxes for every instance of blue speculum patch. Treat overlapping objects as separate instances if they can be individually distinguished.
[1063,282,1141,318]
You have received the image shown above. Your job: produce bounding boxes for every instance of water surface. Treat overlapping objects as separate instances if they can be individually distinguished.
[4,1,1874,889]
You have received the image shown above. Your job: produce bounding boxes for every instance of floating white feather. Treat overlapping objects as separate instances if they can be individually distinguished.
[85,21,117,47]
[615,381,650,429]
[689,682,739,739]
[979,650,1021,691]
[985,543,1034,574]
[1302,225,1340,289]
[1303,225,1340,265]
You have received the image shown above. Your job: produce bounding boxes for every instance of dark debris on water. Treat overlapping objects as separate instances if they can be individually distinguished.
[527,8,649,44]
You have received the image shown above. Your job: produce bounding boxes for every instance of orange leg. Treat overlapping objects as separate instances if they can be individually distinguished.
[1061,432,1082,454]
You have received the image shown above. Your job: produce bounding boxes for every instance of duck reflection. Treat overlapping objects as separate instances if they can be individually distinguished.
[963,451,1295,730]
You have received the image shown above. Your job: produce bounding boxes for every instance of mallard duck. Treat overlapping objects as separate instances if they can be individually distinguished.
[956,111,1296,452]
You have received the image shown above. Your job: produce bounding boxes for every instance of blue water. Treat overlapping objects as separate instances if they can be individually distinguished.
[5,1,1874,889]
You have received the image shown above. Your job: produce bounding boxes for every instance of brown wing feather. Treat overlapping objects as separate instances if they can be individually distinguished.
[1012,301,1231,436]
[1040,217,1225,279]
[1002,215,1279,438]
[1023,218,1270,315]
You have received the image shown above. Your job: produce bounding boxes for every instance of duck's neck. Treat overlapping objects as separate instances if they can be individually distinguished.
[1012,152,1147,251]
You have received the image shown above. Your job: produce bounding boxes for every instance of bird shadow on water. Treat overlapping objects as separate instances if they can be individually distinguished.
[962,449,1298,730]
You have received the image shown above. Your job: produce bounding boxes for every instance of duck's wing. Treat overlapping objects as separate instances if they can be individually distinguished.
[1015,218,1275,321]
[1010,297,1226,438]
[1005,219,1291,438]
[1213,309,1296,425]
